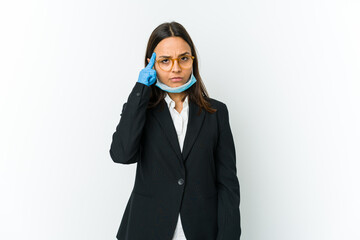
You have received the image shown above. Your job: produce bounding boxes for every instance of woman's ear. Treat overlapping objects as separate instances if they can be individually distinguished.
[147,58,150,63]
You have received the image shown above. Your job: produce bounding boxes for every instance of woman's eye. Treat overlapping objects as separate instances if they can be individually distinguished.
[181,56,189,61]
[161,59,169,63]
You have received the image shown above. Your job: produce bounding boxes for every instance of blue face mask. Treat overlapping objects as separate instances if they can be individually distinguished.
[155,71,197,93]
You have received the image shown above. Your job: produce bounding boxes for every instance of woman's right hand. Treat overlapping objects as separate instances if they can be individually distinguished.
[137,52,157,86]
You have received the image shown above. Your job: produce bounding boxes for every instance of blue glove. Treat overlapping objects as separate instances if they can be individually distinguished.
[137,52,157,86]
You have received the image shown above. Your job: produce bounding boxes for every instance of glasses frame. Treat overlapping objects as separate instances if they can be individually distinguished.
[155,55,195,72]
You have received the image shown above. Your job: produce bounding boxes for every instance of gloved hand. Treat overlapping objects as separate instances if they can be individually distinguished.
[137,52,157,86]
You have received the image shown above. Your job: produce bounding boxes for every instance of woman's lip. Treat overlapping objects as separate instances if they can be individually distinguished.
[170,77,183,82]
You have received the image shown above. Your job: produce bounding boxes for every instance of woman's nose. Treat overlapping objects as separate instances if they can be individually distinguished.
[172,59,181,72]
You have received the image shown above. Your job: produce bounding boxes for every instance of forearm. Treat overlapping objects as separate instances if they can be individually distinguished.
[109,82,151,164]
[215,103,241,239]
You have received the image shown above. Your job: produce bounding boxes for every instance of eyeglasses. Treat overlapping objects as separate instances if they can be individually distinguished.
[156,55,195,72]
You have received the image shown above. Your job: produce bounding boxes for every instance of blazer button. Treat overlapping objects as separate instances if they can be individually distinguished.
[136,92,141,96]
[178,178,184,185]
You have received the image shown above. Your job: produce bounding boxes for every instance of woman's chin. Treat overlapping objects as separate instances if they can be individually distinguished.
[168,81,185,87]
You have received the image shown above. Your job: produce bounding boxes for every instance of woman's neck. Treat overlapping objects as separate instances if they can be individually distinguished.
[168,92,186,103]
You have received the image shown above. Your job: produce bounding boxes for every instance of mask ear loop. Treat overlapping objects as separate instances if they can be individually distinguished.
[188,68,194,82]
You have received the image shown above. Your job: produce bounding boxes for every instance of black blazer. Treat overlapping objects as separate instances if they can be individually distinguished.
[109,82,241,240]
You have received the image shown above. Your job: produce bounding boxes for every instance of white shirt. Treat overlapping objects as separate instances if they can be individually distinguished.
[164,92,189,240]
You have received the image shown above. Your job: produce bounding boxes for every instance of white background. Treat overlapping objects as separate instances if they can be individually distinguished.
[1,0,359,239]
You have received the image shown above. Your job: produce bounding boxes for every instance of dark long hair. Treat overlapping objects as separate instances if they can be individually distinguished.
[144,21,217,114]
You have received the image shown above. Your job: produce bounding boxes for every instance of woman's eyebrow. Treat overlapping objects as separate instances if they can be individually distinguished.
[158,52,190,58]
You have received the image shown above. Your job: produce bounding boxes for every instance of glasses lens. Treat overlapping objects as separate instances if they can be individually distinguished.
[159,58,172,71]
[179,55,193,69]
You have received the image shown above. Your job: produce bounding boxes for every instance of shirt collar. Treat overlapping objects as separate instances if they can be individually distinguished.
[164,92,189,110]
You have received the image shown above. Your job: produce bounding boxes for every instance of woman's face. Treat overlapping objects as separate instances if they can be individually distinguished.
[147,36,193,88]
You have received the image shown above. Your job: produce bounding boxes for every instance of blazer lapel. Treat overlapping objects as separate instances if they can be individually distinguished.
[182,99,205,162]
[151,98,206,165]
[151,99,182,163]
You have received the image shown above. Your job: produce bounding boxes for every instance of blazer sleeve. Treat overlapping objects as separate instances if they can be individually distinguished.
[109,82,151,164]
[215,103,241,239]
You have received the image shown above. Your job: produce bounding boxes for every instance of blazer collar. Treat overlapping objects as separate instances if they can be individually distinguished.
[150,97,205,165]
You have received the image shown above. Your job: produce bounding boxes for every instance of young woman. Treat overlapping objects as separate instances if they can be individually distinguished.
[110,21,241,240]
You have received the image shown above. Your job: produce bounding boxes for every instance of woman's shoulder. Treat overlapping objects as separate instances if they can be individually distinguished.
[204,96,228,111]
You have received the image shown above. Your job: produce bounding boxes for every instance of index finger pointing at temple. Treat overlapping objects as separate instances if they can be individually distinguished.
[146,52,156,69]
